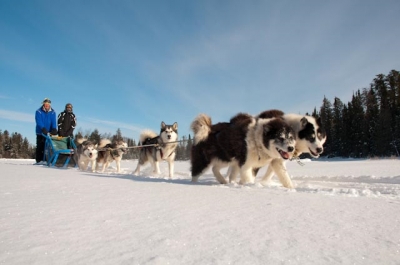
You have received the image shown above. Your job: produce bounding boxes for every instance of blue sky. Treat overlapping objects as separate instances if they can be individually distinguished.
[1,0,400,145]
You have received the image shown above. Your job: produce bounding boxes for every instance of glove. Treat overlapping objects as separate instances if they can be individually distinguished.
[41,128,48,135]
[50,129,58,135]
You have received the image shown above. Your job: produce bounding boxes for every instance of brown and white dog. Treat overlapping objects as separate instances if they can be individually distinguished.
[190,113,296,187]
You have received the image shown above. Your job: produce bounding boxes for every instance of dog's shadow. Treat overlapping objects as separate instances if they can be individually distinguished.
[83,171,217,186]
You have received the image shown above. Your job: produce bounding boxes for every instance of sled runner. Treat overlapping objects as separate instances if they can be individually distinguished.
[43,134,77,168]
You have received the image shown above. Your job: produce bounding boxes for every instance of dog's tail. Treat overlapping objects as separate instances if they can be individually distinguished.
[76,137,87,144]
[139,130,158,145]
[191,113,212,145]
[98,138,112,148]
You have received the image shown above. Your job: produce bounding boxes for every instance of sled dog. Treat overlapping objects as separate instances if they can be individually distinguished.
[256,109,327,185]
[96,138,128,173]
[75,138,98,172]
[133,122,178,178]
[190,113,296,187]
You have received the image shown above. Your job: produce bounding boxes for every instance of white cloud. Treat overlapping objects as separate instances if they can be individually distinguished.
[0,110,33,123]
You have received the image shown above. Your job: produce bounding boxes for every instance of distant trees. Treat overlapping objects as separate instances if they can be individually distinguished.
[0,130,35,159]
[318,69,400,158]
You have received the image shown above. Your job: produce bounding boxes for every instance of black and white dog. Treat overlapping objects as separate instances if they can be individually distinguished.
[133,122,178,178]
[74,138,98,173]
[96,138,128,173]
[256,110,327,185]
[190,113,296,187]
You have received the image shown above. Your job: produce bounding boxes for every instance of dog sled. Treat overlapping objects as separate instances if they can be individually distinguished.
[43,134,77,168]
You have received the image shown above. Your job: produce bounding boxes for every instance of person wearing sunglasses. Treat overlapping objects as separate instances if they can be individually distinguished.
[35,98,58,164]
[57,103,76,137]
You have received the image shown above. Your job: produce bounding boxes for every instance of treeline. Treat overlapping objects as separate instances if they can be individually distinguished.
[0,130,35,159]
[2,70,399,159]
[315,69,400,158]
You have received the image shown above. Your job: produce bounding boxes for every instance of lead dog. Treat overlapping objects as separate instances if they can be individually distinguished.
[133,122,178,178]
[190,113,296,187]
[74,138,98,172]
[256,110,327,185]
[96,138,128,173]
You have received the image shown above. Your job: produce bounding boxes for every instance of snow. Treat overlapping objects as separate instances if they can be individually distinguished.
[1,158,400,264]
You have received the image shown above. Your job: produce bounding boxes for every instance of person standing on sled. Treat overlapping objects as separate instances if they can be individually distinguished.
[57,103,76,137]
[35,98,58,164]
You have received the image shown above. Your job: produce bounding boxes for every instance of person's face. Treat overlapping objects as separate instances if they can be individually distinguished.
[43,103,51,110]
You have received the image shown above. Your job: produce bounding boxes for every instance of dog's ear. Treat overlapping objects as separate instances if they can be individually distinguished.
[300,117,308,128]
[161,121,166,129]
[172,122,178,131]
[94,144,98,149]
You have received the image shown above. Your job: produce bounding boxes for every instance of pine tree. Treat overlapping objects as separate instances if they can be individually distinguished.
[364,87,379,156]
[89,129,101,144]
[186,134,193,160]
[349,91,366,157]
[113,128,123,141]
[332,97,344,156]
[387,70,400,156]
[374,74,392,156]
[319,97,333,155]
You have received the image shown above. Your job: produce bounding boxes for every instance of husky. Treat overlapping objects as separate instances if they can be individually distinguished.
[96,138,128,173]
[133,122,178,178]
[190,113,296,187]
[74,138,98,172]
[256,110,327,185]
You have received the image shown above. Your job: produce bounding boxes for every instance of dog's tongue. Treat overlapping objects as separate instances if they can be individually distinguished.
[279,150,290,159]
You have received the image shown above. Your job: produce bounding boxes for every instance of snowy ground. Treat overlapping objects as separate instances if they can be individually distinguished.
[1,158,400,264]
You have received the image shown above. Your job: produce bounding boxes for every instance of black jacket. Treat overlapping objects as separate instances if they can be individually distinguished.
[57,111,76,137]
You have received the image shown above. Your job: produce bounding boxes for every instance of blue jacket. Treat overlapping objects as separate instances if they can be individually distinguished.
[35,106,57,135]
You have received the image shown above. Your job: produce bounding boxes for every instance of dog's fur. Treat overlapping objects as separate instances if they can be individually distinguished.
[75,138,98,172]
[133,122,178,178]
[256,110,327,185]
[96,138,128,173]
[190,113,296,187]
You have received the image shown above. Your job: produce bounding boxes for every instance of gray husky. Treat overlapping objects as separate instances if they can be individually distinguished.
[96,138,128,173]
[74,138,98,172]
[133,122,178,178]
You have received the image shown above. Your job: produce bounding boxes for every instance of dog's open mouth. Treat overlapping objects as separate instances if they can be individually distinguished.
[277,148,291,160]
[309,148,320,158]
[89,153,93,158]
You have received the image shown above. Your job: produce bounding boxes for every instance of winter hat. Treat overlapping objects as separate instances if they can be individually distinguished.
[65,103,73,113]
[42,98,51,104]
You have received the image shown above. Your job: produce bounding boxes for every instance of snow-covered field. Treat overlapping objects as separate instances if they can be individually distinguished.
[1,158,400,264]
